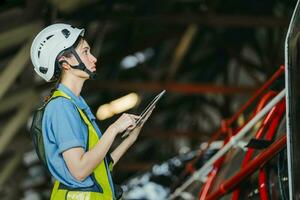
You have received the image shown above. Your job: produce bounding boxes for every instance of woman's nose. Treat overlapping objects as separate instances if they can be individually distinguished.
[90,54,97,63]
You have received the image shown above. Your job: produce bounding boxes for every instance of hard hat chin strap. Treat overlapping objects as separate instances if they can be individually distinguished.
[68,48,98,80]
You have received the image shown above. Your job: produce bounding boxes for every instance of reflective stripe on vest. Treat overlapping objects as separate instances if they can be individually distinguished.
[49,90,116,200]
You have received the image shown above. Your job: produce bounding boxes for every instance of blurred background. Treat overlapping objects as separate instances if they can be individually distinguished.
[0,0,296,199]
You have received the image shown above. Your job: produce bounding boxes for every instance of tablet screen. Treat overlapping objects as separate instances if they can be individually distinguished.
[122,90,166,138]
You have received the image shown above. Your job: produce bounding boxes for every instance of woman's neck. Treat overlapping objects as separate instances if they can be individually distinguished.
[60,76,85,97]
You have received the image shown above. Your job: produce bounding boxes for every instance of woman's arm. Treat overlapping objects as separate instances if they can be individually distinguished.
[62,114,136,181]
[109,129,140,165]
[110,107,154,165]
[62,125,117,181]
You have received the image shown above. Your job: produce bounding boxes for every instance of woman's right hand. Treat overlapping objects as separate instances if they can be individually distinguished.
[110,113,139,134]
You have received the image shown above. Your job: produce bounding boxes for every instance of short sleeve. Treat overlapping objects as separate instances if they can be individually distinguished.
[46,97,86,154]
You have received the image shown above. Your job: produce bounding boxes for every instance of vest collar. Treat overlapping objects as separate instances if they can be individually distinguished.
[57,83,87,110]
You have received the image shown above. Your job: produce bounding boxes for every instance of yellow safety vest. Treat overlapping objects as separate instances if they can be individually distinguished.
[49,90,116,200]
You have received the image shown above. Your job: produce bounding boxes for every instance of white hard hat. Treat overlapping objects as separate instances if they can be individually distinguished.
[30,23,85,81]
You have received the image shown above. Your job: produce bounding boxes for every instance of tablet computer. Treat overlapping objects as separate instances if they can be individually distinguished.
[121,90,166,138]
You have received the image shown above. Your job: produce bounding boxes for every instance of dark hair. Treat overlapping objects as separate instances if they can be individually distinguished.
[44,36,84,102]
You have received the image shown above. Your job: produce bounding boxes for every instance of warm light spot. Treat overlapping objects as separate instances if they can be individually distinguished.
[96,93,140,120]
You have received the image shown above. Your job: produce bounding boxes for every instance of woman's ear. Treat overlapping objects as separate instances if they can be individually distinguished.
[58,57,70,70]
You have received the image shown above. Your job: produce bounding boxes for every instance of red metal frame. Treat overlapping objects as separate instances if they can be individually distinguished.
[194,66,285,200]
[259,170,269,200]
[258,100,286,200]
[199,91,281,200]
[205,135,287,200]
[231,92,275,200]
[231,95,284,200]
[171,66,285,192]
[198,157,224,200]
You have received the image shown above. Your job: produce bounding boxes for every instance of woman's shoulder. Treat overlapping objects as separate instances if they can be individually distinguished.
[45,96,78,115]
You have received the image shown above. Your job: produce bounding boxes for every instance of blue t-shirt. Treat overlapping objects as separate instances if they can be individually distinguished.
[42,83,104,188]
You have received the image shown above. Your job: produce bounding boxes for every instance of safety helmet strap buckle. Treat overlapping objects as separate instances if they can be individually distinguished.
[66,48,98,80]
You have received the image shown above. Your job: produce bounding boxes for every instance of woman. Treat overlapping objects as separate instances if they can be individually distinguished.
[30,23,152,199]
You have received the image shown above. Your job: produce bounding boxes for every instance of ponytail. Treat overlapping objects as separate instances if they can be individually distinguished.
[44,74,62,103]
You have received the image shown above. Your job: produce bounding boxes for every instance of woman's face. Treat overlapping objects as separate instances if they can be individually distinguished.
[63,39,97,79]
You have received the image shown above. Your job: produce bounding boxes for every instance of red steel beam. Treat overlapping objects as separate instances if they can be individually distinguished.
[87,81,256,95]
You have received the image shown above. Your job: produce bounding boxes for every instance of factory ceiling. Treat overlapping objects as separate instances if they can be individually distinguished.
[0,0,296,199]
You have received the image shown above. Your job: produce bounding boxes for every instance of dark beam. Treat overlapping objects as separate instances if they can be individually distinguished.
[0,8,25,33]
[101,28,183,66]
[65,11,288,28]
[133,15,288,28]
[0,0,43,33]
[167,24,198,81]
